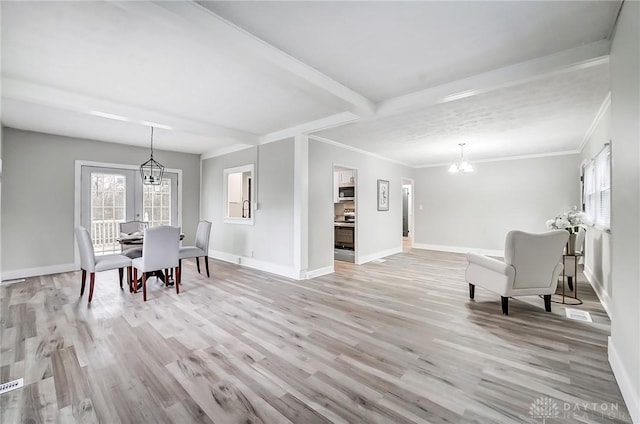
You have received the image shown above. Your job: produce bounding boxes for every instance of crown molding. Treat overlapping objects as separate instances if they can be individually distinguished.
[579,92,611,152]
[416,150,581,169]
[308,135,412,168]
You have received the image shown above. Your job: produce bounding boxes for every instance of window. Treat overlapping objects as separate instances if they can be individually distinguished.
[90,172,127,254]
[223,164,254,224]
[583,144,610,229]
[143,178,172,227]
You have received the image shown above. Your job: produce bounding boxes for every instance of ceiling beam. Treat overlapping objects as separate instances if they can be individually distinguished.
[156,1,377,117]
[2,78,259,144]
[259,111,361,144]
[376,40,611,118]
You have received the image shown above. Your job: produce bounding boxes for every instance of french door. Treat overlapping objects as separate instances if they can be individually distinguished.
[80,165,178,254]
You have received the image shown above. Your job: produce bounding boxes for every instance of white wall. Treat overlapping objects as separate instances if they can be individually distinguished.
[201,139,295,275]
[608,1,640,420]
[1,127,201,279]
[412,154,581,253]
[580,103,612,314]
[308,139,413,271]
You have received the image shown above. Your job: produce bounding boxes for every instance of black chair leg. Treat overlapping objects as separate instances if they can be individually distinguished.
[544,295,552,312]
[118,268,124,289]
[468,283,475,299]
[567,276,574,291]
[501,296,509,315]
[205,256,210,278]
[196,257,201,274]
[88,273,96,303]
[80,269,87,296]
[179,259,182,277]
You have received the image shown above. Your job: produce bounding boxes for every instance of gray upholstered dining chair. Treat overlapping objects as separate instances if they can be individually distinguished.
[179,220,212,277]
[119,221,148,259]
[132,226,181,301]
[75,226,132,303]
[465,230,569,315]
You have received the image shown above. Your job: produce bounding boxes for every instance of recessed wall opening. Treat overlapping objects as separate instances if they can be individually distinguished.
[333,165,357,263]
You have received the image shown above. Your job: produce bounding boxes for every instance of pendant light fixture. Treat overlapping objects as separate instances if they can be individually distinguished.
[448,142,474,173]
[140,126,165,185]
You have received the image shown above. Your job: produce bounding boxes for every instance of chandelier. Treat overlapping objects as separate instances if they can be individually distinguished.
[448,143,474,173]
[140,127,165,185]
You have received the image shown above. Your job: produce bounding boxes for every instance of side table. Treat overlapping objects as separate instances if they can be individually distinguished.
[550,252,583,305]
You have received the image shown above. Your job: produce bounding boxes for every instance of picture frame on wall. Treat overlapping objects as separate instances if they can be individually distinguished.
[377,179,389,211]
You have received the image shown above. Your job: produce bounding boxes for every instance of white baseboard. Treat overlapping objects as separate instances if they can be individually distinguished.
[608,337,640,424]
[2,263,78,282]
[209,249,303,280]
[413,243,503,258]
[357,246,402,265]
[306,266,334,279]
[583,264,612,318]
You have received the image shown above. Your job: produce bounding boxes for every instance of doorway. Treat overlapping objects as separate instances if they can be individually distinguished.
[402,178,414,251]
[77,162,179,255]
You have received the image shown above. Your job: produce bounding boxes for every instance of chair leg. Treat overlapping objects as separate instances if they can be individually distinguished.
[127,267,132,292]
[179,259,182,277]
[468,283,475,299]
[165,269,169,286]
[118,268,124,289]
[501,296,509,315]
[80,269,87,296]
[567,276,574,291]
[143,272,148,301]
[133,268,138,293]
[88,273,96,303]
[205,256,210,278]
[196,257,201,274]
[544,295,552,312]
[175,266,180,295]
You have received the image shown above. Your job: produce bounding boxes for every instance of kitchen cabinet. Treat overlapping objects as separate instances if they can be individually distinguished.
[339,170,355,185]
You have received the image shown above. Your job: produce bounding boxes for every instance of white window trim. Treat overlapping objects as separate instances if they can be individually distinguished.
[582,144,610,231]
[223,164,255,225]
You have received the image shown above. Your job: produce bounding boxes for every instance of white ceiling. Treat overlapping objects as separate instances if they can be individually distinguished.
[1,1,619,166]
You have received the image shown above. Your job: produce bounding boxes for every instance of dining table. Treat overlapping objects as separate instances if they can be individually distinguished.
[117,232,184,288]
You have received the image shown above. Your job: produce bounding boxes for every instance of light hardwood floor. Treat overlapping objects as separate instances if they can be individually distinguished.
[0,249,632,423]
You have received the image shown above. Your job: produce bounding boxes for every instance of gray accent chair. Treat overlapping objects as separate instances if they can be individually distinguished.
[132,226,181,301]
[465,230,569,315]
[119,221,148,259]
[75,226,132,303]
[179,220,212,277]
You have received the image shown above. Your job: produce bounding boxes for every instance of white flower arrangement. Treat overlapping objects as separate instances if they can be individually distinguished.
[546,206,586,234]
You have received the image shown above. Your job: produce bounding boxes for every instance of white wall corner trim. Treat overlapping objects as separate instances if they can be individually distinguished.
[2,263,78,282]
[209,249,302,280]
[608,337,640,424]
[583,264,612,318]
[357,246,403,265]
[306,266,334,279]
[413,243,504,258]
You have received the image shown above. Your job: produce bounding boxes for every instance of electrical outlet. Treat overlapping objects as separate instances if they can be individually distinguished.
[237,256,242,264]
